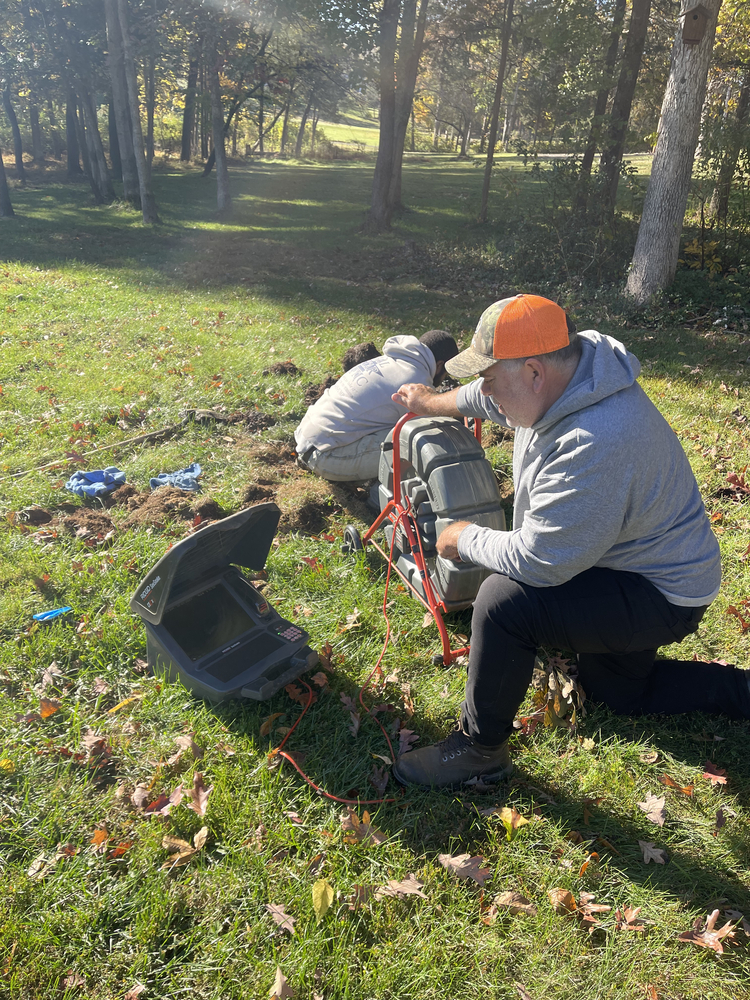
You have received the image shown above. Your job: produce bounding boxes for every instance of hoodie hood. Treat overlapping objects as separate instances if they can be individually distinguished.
[380,334,437,375]
[534,331,641,432]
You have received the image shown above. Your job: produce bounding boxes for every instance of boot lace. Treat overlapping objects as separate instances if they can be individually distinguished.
[438,728,475,762]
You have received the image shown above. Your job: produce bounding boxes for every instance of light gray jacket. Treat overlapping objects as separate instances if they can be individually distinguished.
[295,335,436,453]
[455,331,721,607]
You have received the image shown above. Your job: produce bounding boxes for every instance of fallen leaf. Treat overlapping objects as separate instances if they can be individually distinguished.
[318,641,333,670]
[578,892,611,931]
[547,888,577,914]
[422,612,433,628]
[63,972,85,989]
[312,879,335,921]
[144,784,184,818]
[310,671,328,688]
[639,841,668,865]
[124,985,146,1000]
[639,749,660,764]
[348,884,375,910]
[438,853,492,886]
[260,712,284,737]
[341,809,387,846]
[186,772,212,817]
[340,608,361,631]
[713,808,726,836]
[637,792,666,826]
[375,874,427,900]
[369,764,389,797]
[496,806,530,842]
[307,852,325,876]
[39,698,61,719]
[300,556,322,571]
[173,733,204,760]
[494,890,537,916]
[269,967,294,999]
[615,906,647,932]
[659,774,694,796]
[286,683,315,707]
[702,761,728,786]
[515,987,533,1000]
[107,693,144,714]
[678,909,735,953]
[397,728,418,756]
[106,841,132,860]
[90,829,109,854]
[400,683,415,718]
[578,852,599,877]
[265,902,296,935]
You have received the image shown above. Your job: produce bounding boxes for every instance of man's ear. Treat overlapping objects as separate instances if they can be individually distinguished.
[525,357,545,391]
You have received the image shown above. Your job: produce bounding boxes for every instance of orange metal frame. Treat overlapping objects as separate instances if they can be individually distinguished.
[360,412,482,667]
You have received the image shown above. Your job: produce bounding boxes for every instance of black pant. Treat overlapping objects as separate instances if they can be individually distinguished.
[460,567,750,746]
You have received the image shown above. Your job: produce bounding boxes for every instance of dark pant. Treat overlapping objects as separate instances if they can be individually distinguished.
[460,567,750,746]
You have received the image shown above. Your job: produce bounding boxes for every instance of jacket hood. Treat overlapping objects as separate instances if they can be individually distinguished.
[381,335,436,378]
[534,331,641,432]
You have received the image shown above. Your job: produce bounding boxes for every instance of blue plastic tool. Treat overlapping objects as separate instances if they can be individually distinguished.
[32,606,73,622]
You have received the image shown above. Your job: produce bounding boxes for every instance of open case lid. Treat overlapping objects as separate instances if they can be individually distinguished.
[130,502,281,626]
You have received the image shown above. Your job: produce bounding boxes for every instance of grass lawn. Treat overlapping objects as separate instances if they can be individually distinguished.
[1,156,750,1000]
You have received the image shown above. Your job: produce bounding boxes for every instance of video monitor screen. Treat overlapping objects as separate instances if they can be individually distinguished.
[162,583,256,662]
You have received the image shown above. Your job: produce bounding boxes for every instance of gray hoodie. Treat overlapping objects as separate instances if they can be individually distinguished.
[295,335,436,453]
[455,331,721,607]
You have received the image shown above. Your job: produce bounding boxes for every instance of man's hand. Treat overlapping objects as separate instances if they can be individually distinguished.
[392,383,462,417]
[436,520,473,561]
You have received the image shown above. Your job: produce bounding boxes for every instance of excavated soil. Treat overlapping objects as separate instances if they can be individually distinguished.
[120,487,225,528]
[255,442,296,467]
[242,481,277,505]
[227,410,277,432]
[303,375,337,407]
[275,477,340,534]
[262,361,299,376]
[61,508,117,537]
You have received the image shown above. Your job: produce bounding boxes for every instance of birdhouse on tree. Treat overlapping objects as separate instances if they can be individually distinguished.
[681,4,710,45]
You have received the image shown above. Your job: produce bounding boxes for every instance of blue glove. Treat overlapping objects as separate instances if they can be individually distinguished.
[64,467,126,498]
[149,462,202,492]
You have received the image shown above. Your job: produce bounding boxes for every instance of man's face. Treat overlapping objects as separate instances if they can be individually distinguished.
[478,359,540,428]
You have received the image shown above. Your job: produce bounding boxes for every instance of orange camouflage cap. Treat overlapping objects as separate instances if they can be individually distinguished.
[446,294,570,378]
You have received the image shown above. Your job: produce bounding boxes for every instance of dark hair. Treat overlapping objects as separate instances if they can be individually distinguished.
[341,341,381,372]
[419,329,459,364]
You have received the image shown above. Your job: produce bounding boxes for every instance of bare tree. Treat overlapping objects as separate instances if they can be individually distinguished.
[597,0,652,219]
[181,50,199,161]
[207,39,231,213]
[709,65,750,220]
[625,0,723,305]
[574,0,627,214]
[478,0,514,224]
[0,147,14,216]
[104,0,139,203]
[116,0,159,222]
[1,86,26,184]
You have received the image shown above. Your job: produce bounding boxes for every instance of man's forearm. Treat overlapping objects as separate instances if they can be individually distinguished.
[392,383,463,417]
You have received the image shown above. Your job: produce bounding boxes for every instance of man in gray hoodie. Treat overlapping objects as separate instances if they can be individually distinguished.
[390,294,747,788]
[295,330,458,482]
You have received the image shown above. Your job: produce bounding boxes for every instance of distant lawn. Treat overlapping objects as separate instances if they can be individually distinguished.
[1,157,749,999]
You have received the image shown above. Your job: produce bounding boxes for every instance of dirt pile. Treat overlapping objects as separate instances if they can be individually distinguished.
[228,410,277,432]
[262,361,299,376]
[242,481,277,505]
[62,508,116,538]
[120,487,225,529]
[303,375,337,407]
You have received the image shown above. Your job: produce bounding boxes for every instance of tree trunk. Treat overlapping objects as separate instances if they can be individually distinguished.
[366,0,401,230]
[597,0,652,219]
[709,66,750,220]
[181,54,199,161]
[66,93,82,175]
[388,0,429,213]
[145,55,155,164]
[478,0,514,224]
[47,97,63,159]
[280,87,294,153]
[75,100,93,183]
[200,63,209,158]
[78,84,116,202]
[258,82,265,154]
[207,43,231,213]
[575,0,627,213]
[625,0,723,305]
[29,103,44,164]
[104,0,139,202]
[0,149,14,217]
[294,90,314,158]
[117,0,159,222]
[109,101,122,179]
[2,87,26,184]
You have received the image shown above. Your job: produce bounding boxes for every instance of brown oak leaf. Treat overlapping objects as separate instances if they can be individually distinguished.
[659,774,694,796]
[614,906,647,932]
[494,890,537,916]
[265,902,296,935]
[438,853,492,886]
[369,764,389,796]
[341,809,387,846]
[702,761,728,786]
[678,909,735,953]
[270,966,295,999]
[637,792,666,826]
[375,874,427,900]
[186,772,212,816]
[548,888,577,914]
[639,841,668,865]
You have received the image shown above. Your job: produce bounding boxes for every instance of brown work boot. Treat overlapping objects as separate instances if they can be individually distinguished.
[392,727,512,789]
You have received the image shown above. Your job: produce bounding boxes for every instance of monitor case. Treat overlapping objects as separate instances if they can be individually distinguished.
[130,502,318,702]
